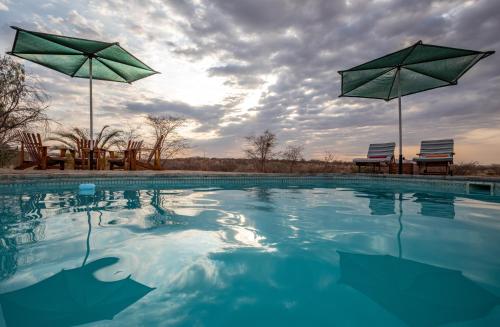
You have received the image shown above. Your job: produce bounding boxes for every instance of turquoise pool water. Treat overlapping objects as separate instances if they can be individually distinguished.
[1,181,500,326]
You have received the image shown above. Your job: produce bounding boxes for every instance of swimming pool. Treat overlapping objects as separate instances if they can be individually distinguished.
[1,178,500,326]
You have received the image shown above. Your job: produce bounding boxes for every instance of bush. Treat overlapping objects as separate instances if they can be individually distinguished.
[0,145,17,168]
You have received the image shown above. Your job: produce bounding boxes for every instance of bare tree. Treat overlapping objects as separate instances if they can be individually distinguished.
[244,130,277,172]
[145,114,190,159]
[115,123,143,151]
[282,144,304,173]
[0,55,48,157]
[322,151,336,172]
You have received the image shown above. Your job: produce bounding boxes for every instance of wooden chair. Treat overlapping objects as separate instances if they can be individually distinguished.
[72,139,106,170]
[413,139,454,175]
[353,142,395,173]
[136,135,165,170]
[108,140,143,170]
[16,132,66,170]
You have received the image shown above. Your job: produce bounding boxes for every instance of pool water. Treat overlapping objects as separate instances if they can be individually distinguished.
[1,182,500,326]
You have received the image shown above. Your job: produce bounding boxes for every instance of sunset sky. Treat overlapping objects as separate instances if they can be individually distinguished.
[1,0,499,163]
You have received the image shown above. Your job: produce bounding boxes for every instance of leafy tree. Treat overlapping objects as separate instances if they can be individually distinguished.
[49,125,123,150]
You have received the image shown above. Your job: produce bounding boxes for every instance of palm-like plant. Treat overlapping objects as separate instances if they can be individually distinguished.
[49,125,123,151]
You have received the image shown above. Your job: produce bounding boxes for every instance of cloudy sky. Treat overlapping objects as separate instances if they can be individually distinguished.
[1,0,499,162]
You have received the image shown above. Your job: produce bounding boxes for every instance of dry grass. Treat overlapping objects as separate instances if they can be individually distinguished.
[164,158,500,176]
[163,157,356,174]
[452,162,500,176]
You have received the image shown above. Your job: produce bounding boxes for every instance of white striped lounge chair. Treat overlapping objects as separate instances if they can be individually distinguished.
[353,142,395,173]
[413,139,454,175]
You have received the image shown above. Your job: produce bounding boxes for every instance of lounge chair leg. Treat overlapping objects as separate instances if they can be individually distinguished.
[40,147,47,170]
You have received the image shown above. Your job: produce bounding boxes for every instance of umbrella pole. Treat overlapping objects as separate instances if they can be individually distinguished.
[397,67,403,174]
[89,57,94,170]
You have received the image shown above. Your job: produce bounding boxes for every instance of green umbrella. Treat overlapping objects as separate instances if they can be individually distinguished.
[338,41,494,173]
[7,26,159,169]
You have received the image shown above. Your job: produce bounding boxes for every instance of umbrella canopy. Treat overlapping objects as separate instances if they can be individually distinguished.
[0,257,154,327]
[7,26,158,168]
[338,41,494,173]
[338,251,500,326]
[7,26,158,83]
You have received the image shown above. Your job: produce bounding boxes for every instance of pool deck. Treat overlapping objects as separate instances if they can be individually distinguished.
[0,169,499,197]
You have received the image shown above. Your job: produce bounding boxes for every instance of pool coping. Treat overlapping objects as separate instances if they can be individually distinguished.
[0,170,499,181]
[0,171,499,197]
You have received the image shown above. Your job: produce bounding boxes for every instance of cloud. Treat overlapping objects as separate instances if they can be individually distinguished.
[124,98,228,132]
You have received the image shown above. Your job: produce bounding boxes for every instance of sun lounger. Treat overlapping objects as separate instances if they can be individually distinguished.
[353,142,395,173]
[413,139,454,175]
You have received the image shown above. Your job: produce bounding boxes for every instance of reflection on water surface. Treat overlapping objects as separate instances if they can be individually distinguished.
[1,185,500,326]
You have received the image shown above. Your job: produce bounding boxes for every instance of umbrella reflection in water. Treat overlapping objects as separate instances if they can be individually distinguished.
[0,190,154,327]
[339,193,498,326]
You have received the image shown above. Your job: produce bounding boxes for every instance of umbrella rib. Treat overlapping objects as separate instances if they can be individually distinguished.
[450,54,487,83]
[339,41,422,73]
[95,58,129,83]
[97,56,157,73]
[386,70,398,100]
[71,57,89,77]
[401,52,485,68]
[403,66,453,84]
[7,52,74,78]
[340,93,398,101]
[340,67,394,97]
[9,52,84,55]
[10,26,113,54]
[400,41,421,66]
[98,45,158,73]
[72,75,128,83]
[15,29,85,55]
[387,83,456,100]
